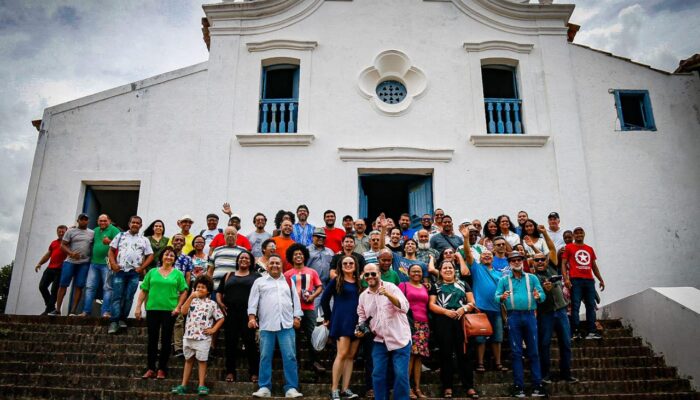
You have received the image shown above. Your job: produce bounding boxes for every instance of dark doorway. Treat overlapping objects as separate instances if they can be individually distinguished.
[82,184,140,231]
[359,173,433,229]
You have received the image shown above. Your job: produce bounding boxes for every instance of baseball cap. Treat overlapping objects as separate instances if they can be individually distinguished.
[312,227,326,238]
[548,212,560,219]
[507,251,525,260]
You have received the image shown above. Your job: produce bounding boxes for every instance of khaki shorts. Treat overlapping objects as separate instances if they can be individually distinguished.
[183,337,212,361]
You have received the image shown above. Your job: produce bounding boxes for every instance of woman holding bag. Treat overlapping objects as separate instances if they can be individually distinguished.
[429,259,478,399]
[320,255,362,400]
[399,264,431,399]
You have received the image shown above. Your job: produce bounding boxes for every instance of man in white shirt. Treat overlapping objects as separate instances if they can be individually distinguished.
[248,254,303,398]
[546,212,566,251]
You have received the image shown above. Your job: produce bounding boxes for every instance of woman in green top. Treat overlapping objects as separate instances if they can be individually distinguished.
[144,220,169,272]
[429,260,478,399]
[134,246,188,380]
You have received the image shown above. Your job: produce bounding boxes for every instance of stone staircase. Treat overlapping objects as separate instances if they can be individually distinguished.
[0,315,697,399]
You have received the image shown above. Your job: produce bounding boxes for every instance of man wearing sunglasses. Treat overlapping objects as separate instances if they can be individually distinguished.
[356,264,411,400]
[533,231,578,385]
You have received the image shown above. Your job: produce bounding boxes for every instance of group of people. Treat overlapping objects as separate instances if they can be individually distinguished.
[35,204,606,398]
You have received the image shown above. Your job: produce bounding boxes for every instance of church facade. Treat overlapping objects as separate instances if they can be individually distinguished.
[7,0,700,314]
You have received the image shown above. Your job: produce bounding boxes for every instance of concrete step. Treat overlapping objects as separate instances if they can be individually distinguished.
[0,372,693,397]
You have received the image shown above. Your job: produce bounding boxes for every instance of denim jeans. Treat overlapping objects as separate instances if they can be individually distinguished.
[371,341,410,400]
[83,263,112,315]
[570,278,597,335]
[110,270,139,323]
[507,310,542,388]
[538,307,572,380]
[259,328,299,393]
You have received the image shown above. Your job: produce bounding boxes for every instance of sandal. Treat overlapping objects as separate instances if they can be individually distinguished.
[409,388,417,399]
[444,389,453,398]
[141,369,156,379]
[467,388,479,399]
[225,373,235,382]
[197,386,209,396]
[476,363,486,373]
[414,388,427,398]
[171,385,187,395]
[495,364,509,372]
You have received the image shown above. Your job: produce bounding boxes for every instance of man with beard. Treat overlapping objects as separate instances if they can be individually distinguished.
[272,220,296,270]
[398,213,416,242]
[291,205,314,247]
[429,215,463,254]
[323,210,346,253]
[247,213,271,258]
[353,219,370,254]
[415,229,439,272]
[516,211,529,237]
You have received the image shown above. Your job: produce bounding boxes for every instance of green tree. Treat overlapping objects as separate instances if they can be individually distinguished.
[0,261,13,314]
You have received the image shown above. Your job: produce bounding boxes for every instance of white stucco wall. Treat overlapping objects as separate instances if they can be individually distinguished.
[8,0,700,314]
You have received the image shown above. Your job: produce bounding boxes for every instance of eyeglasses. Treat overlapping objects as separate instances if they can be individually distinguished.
[342,261,355,265]
[363,272,378,278]
[494,243,505,247]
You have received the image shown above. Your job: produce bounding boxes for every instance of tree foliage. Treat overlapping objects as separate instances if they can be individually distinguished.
[0,261,13,314]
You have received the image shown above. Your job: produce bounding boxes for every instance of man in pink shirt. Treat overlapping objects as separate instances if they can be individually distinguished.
[356,263,411,400]
[283,243,325,373]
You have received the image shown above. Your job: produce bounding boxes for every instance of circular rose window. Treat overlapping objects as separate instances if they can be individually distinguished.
[376,80,407,104]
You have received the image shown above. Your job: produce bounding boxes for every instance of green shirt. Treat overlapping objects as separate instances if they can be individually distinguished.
[430,280,471,310]
[91,224,121,264]
[361,268,401,287]
[140,268,188,311]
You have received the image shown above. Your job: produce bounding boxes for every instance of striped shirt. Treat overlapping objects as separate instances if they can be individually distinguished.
[208,245,245,290]
[291,223,315,247]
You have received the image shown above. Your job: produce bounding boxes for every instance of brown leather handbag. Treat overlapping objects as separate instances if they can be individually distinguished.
[462,307,493,350]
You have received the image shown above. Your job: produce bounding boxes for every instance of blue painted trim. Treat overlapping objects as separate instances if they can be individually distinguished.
[613,89,657,131]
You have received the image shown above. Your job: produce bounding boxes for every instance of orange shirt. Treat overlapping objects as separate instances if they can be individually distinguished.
[273,236,296,271]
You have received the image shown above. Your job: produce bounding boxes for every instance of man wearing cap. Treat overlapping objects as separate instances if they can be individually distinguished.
[52,214,94,316]
[562,227,605,340]
[495,251,547,398]
[200,213,223,254]
[306,227,335,314]
[353,219,370,254]
[342,215,355,235]
[168,215,195,256]
[546,212,566,251]
[533,233,578,384]
[209,216,252,252]
[291,205,315,247]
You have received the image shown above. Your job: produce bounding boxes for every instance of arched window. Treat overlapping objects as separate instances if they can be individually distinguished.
[481,63,523,134]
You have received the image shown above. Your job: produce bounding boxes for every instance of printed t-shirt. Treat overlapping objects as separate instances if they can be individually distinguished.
[200,228,222,254]
[209,233,252,252]
[174,254,194,276]
[63,227,95,264]
[392,256,428,282]
[184,297,224,340]
[110,231,154,271]
[140,268,188,311]
[191,255,207,281]
[48,239,67,269]
[398,282,429,322]
[429,280,472,310]
[284,266,322,311]
[563,243,597,280]
[272,236,296,270]
[248,231,272,258]
[91,224,120,264]
[492,256,510,275]
[323,227,346,253]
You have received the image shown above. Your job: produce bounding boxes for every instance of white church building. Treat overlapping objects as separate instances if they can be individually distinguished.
[7,0,700,314]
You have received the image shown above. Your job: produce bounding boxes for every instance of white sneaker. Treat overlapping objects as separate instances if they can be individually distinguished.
[252,387,271,398]
[285,388,303,398]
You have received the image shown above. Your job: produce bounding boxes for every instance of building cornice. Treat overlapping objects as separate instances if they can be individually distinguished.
[338,147,453,162]
[204,0,324,36]
[246,40,318,52]
[469,134,549,147]
[236,134,315,147]
[463,40,534,54]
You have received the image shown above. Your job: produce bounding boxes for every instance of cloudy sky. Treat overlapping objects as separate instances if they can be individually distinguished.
[0,0,698,267]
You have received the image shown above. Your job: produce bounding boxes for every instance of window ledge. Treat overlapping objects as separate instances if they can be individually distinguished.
[338,147,453,162]
[469,134,549,147]
[236,134,315,147]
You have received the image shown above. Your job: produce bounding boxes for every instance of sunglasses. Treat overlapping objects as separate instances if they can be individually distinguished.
[534,258,546,262]
[342,261,355,265]
[363,272,378,278]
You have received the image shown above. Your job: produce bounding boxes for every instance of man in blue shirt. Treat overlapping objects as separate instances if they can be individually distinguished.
[291,204,314,246]
[398,213,416,242]
[495,251,547,398]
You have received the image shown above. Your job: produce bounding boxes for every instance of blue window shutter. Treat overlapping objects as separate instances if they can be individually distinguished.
[358,179,368,219]
[293,67,299,100]
[408,177,433,229]
[643,92,656,131]
[613,90,626,131]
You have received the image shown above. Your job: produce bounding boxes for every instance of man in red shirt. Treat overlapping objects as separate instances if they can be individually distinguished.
[283,243,324,373]
[35,225,68,315]
[562,227,605,340]
[208,216,252,252]
[322,210,346,253]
